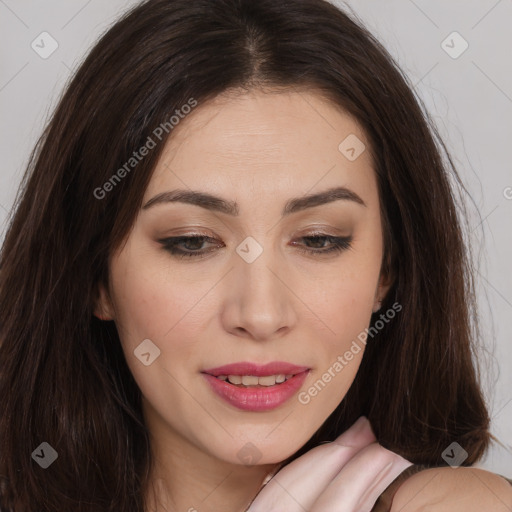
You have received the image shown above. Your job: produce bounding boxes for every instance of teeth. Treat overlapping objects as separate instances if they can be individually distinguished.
[228,375,243,385]
[242,375,259,386]
[218,374,295,386]
[258,375,279,386]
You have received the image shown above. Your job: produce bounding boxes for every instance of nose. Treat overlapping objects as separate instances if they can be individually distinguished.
[221,244,298,342]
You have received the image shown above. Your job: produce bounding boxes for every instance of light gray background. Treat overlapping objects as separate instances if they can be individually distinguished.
[0,0,510,477]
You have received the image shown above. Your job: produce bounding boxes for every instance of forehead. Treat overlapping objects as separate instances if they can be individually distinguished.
[143,88,378,211]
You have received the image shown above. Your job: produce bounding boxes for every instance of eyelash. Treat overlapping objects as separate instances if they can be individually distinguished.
[158,233,353,260]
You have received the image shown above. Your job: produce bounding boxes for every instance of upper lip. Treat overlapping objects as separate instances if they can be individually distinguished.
[202,361,310,377]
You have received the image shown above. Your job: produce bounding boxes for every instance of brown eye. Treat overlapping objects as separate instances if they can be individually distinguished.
[159,235,224,259]
[291,235,353,256]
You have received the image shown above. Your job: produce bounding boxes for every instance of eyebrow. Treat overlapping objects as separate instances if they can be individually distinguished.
[141,185,366,216]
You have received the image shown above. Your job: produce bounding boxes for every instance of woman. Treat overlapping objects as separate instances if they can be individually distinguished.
[0,0,510,510]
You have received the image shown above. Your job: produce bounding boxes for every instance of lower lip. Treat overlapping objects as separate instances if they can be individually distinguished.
[202,371,310,411]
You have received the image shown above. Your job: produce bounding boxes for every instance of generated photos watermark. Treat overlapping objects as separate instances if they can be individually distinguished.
[93,98,198,200]
[298,301,402,404]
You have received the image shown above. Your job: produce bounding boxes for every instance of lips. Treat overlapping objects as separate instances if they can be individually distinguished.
[202,361,309,377]
[201,361,311,411]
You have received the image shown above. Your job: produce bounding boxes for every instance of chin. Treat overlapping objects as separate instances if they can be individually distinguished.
[212,431,310,468]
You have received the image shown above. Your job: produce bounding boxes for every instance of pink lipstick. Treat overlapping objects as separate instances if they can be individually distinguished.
[201,361,310,412]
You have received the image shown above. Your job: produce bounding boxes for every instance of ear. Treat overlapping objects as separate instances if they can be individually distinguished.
[93,281,115,321]
[372,269,394,313]
[372,238,397,313]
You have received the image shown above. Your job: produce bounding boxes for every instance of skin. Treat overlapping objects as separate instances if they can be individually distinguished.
[94,89,512,511]
[391,465,512,511]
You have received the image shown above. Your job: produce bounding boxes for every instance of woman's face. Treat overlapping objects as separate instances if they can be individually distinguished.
[95,88,391,466]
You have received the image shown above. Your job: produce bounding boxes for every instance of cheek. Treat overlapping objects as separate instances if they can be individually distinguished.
[108,258,209,416]
[109,269,170,344]
[109,241,189,336]
[108,249,218,375]
[299,252,382,404]
[309,256,381,340]
[298,282,373,414]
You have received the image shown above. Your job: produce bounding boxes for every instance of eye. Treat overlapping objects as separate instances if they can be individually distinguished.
[158,233,353,260]
[159,235,223,259]
[292,234,353,256]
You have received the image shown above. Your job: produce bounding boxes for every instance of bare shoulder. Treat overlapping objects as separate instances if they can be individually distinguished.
[390,466,512,511]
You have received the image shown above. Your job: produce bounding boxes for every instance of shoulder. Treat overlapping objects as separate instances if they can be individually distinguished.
[390,466,512,511]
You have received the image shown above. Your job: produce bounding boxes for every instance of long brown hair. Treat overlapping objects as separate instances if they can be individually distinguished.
[0,0,491,510]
